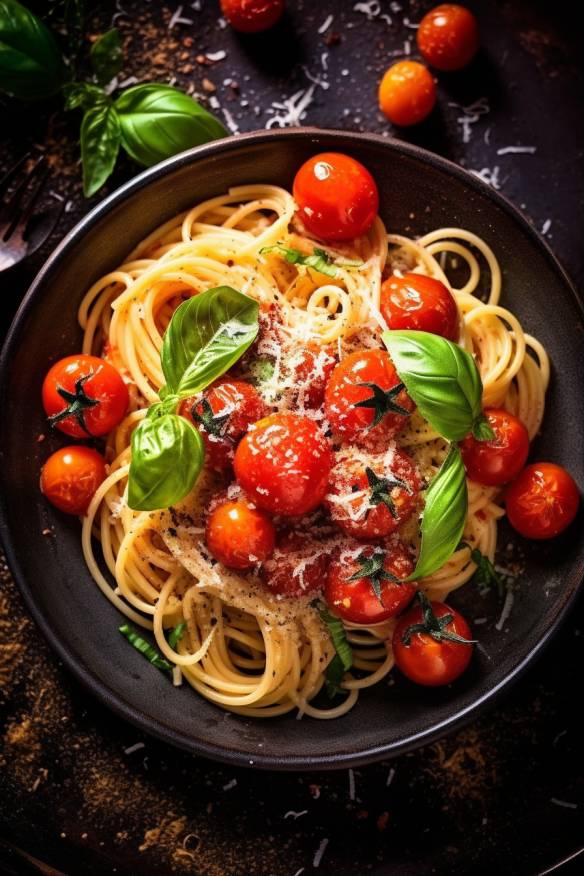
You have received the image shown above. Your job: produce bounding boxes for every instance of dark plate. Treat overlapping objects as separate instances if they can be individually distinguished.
[1,129,583,771]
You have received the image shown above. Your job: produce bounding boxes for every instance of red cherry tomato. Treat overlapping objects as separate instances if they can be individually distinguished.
[40,446,107,515]
[293,153,379,241]
[42,354,129,438]
[324,349,414,450]
[234,412,333,516]
[220,0,284,33]
[261,533,328,597]
[287,344,336,409]
[179,380,267,471]
[505,463,580,540]
[417,4,479,72]
[325,541,416,625]
[380,272,459,340]
[205,496,275,569]
[378,60,436,127]
[325,448,420,540]
[393,596,473,686]
[460,408,529,486]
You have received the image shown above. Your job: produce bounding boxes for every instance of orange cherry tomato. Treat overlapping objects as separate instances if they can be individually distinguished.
[460,408,530,486]
[380,272,459,340]
[417,4,479,72]
[205,496,275,569]
[220,0,284,33]
[233,412,333,516]
[505,463,580,540]
[40,446,107,515]
[261,533,328,597]
[293,152,379,241]
[42,354,129,438]
[378,60,436,127]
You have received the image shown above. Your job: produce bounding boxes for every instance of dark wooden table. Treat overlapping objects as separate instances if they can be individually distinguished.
[1,2,583,874]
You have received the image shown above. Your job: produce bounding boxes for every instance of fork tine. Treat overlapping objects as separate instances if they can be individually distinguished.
[0,152,33,200]
[4,164,50,242]
[2,156,46,224]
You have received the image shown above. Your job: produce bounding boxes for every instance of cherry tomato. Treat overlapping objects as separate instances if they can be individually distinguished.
[179,380,267,471]
[325,541,416,625]
[325,448,421,540]
[324,349,414,450]
[505,463,580,540]
[42,354,129,438]
[261,533,328,597]
[417,4,479,72]
[460,408,529,486]
[293,152,379,241]
[220,0,284,33]
[234,412,333,516]
[392,594,473,686]
[205,496,275,569]
[287,344,336,409]
[380,272,459,340]
[40,446,107,515]
[378,60,436,127]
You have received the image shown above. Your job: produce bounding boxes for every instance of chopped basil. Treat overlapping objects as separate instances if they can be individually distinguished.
[119,624,172,671]
[313,601,353,698]
[260,243,362,278]
[167,621,187,649]
[471,548,505,597]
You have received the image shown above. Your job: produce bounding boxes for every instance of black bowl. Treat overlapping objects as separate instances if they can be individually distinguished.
[1,129,583,770]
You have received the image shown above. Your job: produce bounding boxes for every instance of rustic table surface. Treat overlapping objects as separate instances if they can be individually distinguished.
[1,1,583,874]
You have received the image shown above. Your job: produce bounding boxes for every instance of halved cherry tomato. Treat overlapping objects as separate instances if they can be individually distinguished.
[505,462,580,540]
[417,4,479,72]
[205,495,275,569]
[261,533,328,597]
[286,344,336,409]
[378,60,436,127]
[234,412,333,515]
[42,354,129,438]
[324,349,414,450]
[179,380,267,471]
[293,153,379,241]
[325,540,416,625]
[325,448,420,540]
[220,0,284,33]
[392,594,474,686]
[460,408,529,486]
[380,272,459,340]
[40,446,107,515]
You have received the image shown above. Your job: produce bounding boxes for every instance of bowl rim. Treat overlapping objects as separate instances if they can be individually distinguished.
[1,127,583,770]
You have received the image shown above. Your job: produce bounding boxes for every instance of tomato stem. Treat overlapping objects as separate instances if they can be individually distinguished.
[354,381,411,426]
[401,591,477,646]
[48,373,98,434]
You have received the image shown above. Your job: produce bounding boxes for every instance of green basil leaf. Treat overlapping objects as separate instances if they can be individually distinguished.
[313,601,353,698]
[119,624,172,671]
[167,621,186,649]
[0,0,66,99]
[114,83,227,167]
[471,548,505,598]
[80,100,120,197]
[382,330,485,442]
[63,80,106,111]
[260,243,364,278]
[90,27,123,86]
[128,413,204,511]
[161,286,259,397]
[408,445,468,581]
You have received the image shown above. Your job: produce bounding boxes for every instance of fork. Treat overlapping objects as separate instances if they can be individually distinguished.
[0,153,64,272]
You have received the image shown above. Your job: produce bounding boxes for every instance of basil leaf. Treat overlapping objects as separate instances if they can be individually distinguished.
[119,624,172,671]
[408,445,468,581]
[382,330,486,442]
[313,601,353,698]
[80,100,120,197]
[260,243,363,278]
[0,0,66,99]
[114,83,227,167]
[161,286,259,397]
[128,412,204,511]
[471,548,504,598]
[167,621,187,649]
[90,27,123,86]
[64,81,106,111]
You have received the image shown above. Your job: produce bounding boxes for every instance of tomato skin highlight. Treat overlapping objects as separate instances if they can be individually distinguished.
[220,0,284,33]
[325,541,416,625]
[324,349,413,450]
[505,462,580,540]
[261,533,327,597]
[380,272,459,340]
[417,4,479,72]
[40,446,107,515]
[393,600,473,686]
[234,412,333,516]
[42,354,129,438]
[293,152,379,241]
[460,408,529,487]
[378,60,436,127]
[205,497,275,569]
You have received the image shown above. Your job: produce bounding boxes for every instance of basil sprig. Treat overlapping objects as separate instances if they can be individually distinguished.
[260,243,362,278]
[382,330,494,442]
[0,0,66,100]
[313,601,353,698]
[407,445,468,581]
[128,286,259,512]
